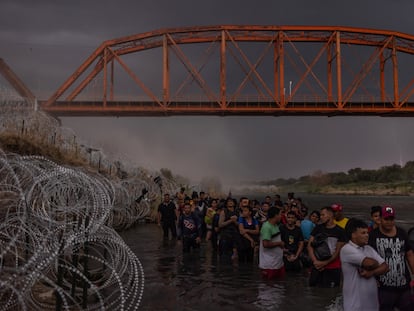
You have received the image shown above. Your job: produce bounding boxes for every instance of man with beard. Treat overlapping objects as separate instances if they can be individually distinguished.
[307,206,347,287]
[178,202,202,253]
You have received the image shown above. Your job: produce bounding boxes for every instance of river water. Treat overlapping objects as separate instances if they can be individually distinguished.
[120,194,414,311]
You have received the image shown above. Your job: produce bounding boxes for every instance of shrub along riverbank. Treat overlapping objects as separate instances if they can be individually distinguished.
[251,164,414,196]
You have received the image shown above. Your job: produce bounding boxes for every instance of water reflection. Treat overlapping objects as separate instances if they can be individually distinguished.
[120,194,414,311]
[255,283,285,310]
[121,225,342,311]
[157,255,177,285]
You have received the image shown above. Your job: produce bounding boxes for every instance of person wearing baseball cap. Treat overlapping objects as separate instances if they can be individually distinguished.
[368,205,414,311]
[331,203,349,229]
[381,205,395,219]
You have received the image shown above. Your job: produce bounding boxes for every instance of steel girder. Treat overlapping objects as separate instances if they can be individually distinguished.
[42,25,414,116]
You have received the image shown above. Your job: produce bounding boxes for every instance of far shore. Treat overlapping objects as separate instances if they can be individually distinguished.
[231,184,414,197]
[312,189,412,196]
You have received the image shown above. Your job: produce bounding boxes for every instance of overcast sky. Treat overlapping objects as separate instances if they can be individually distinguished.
[1,0,414,186]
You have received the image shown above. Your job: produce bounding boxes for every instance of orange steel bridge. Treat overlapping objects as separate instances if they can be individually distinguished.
[18,26,414,116]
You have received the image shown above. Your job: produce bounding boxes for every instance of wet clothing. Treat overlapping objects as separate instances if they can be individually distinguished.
[259,221,284,271]
[280,224,304,256]
[193,200,208,238]
[178,213,201,253]
[218,208,239,259]
[369,227,413,289]
[280,224,304,271]
[211,211,221,251]
[237,216,259,263]
[261,266,285,280]
[179,213,201,239]
[176,191,186,212]
[158,201,177,238]
[368,227,414,311]
[309,267,341,288]
[340,241,385,311]
[378,288,413,311]
[204,207,216,228]
[309,224,346,287]
[310,224,347,269]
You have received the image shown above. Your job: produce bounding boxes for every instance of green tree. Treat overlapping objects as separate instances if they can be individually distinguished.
[376,164,402,182]
[402,161,414,180]
[348,167,362,182]
[328,172,351,184]
[310,170,331,186]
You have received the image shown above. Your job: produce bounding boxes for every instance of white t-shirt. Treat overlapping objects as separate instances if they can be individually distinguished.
[259,221,284,270]
[340,241,385,311]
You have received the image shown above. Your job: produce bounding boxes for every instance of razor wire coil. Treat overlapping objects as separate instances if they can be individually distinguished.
[0,97,180,310]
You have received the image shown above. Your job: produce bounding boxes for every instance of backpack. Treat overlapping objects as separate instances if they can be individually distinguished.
[311,233,331,261]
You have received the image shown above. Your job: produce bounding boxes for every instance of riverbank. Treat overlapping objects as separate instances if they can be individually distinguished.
[233,182,414,197]
[304,181,414,196]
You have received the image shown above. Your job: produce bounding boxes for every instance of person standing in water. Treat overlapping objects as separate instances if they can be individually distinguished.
[341,218,388,311]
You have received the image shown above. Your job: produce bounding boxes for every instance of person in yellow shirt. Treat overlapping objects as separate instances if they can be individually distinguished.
[205,199,218,242]
[331,203,349,229]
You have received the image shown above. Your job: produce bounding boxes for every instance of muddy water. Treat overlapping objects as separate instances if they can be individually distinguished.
[120,194,414,311]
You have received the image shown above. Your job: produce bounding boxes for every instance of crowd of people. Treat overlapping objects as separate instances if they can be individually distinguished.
[157,189,414,311]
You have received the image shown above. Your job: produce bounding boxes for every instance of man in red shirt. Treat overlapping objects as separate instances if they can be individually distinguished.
[308,206,347,287]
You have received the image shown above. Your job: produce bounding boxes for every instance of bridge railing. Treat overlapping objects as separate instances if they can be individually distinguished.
[56,93,391,104]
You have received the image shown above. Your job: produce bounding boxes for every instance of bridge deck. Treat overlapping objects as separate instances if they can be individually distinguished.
[40,100,414,117]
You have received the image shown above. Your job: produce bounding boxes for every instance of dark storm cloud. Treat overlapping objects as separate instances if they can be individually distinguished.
[61,115,414,186]
[3,0,413,39]
[2,0,414,186]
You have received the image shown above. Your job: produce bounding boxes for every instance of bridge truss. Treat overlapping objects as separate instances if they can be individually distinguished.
[41,25,414,116]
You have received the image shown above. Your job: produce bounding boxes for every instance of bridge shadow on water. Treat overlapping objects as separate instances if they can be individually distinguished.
[120,224,343,311]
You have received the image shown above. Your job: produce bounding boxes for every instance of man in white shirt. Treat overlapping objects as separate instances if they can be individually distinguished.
[340,218,388,311]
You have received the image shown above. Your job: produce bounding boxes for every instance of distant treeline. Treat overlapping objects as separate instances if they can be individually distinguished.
[254,161,414,191]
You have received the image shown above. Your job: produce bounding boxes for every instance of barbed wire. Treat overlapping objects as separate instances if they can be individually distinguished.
[0,96,179,310]
[0,150,147,310]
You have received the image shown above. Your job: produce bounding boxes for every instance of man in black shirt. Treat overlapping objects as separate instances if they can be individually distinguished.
[307,206,347,287]
[157,193,177,239]
[368,205,414,311]
[280,211,304,271]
